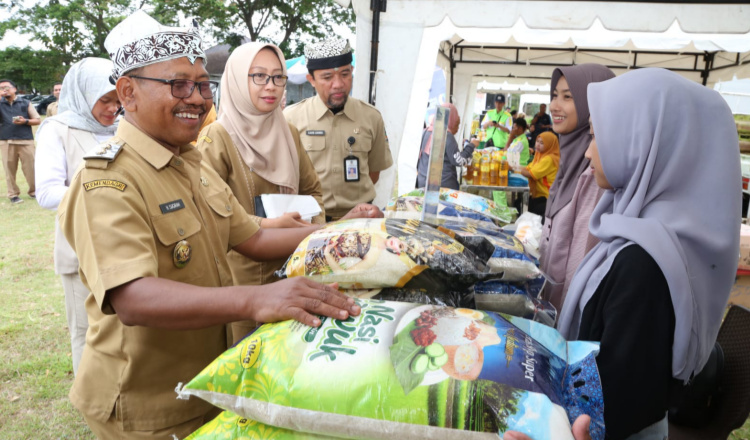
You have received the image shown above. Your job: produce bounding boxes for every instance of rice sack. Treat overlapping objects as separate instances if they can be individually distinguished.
[385,195,499,228]
[179,299,605,440]
[393,188,516,225]
[344,287,475,309]
[186,411,340,439]
[278,218,494,292]
[439,221,542,283]
[473,281,557,328]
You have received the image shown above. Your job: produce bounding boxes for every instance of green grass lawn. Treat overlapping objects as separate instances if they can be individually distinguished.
[0,167,94,438]
[0,142,748,439]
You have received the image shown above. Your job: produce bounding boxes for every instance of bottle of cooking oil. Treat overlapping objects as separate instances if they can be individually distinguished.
[465,159,474,185]
[472,150,482,184]
[480,151,491,186]
[499,154,509,187]
[489,150,500,186]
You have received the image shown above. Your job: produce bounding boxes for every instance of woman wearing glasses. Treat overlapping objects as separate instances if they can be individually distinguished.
[196,42,326,344]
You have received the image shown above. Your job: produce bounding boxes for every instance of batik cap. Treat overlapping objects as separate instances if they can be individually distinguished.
[104,10,205,83]
[304,37,353,73]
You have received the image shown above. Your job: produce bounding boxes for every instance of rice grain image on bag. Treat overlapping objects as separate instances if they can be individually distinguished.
[179,299,605,440]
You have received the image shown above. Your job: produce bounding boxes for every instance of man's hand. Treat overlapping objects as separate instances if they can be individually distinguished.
[503,415,591,440]
[248,278,361,327]
[12,116,26,125]
[340,203,383,220]
[262,212,312,228]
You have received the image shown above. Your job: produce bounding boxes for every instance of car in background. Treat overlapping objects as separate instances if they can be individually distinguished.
[34,95,57,115]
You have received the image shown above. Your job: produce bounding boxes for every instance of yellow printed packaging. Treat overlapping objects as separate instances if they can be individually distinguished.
[278,218,493,292]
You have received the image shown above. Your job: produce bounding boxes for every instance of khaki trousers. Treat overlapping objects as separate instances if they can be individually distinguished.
[60,273,89,376]
[0,140,35,198]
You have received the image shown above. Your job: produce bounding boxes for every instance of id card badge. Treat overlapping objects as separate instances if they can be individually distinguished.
[344,155,360,182]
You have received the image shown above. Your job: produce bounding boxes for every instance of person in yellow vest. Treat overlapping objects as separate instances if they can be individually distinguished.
[481,94,512,148]
[58,11,361,439]
[505,117,531,167]
[284,37,393,221]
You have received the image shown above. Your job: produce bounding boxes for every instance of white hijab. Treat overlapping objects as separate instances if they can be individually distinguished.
[558,68,741,381]
[41,57,118,135]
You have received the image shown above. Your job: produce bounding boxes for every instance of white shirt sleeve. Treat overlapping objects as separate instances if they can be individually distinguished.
[35,123,69,210]
[503,114,513,131]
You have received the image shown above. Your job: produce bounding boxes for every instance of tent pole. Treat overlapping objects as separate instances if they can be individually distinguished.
[701,52,715,86]
[368,0,387,105]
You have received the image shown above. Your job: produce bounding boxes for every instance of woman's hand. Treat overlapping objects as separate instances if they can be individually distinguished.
[503,415,591,440]
[341,203,383,220]
[261,212,312,228]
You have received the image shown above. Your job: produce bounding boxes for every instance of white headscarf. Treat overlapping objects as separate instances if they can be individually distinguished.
[42,57,118,135]
[557,68,741,381]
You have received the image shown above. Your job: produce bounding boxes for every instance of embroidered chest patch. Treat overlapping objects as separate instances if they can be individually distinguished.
[83,179,127,192]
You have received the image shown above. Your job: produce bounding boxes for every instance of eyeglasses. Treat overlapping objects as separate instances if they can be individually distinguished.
[248,73,288,87]
[128,76,218,99]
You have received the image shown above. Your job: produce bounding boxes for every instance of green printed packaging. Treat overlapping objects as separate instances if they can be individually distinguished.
[185,411,337,440]
[179,300,605,440]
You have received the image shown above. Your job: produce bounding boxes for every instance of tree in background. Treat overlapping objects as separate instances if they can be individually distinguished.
[0,47,68,93]
[0,0,176,91]
[0,0,146,63]
[152,0,355,57]
[0,0,355,89]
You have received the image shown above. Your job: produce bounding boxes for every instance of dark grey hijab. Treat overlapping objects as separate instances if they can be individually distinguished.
[558,68,741,381]
[545,64,615,217]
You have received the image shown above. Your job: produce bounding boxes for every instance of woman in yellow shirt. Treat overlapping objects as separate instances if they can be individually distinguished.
[513,131,560,218]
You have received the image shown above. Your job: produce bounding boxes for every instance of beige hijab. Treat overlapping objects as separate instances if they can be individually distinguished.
[218,42,299,193]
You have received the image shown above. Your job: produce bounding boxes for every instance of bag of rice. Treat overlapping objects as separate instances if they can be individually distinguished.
[277,218,494,292]
[186,411,337,439]
[473,281,557,327]
[344,287,475,309]
[439,221,542,283]
[387,188,516,226]
[179,299,605,440]
[385,195,499,228]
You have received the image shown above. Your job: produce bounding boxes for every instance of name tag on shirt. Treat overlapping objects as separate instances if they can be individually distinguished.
[306,130,325,136]
[160,199,185,214]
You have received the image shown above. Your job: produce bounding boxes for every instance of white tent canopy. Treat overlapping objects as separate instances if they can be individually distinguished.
[338,0,750,204]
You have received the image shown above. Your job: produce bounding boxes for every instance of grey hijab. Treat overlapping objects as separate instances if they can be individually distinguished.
[545,64,615,218]
[558,68,741,381]
[41,57,118,135]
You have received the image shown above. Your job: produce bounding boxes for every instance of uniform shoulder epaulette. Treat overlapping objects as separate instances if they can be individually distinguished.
[359,98,383,115]
[285,98,312,111]
[84,139,125,162]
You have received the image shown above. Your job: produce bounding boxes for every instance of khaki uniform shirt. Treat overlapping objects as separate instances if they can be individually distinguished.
[284,96,393,219]
[197,121,325,286]
[47,101,59,117]
[58,119,258,431]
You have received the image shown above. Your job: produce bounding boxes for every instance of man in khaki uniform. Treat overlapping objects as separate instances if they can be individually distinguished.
[0,78,40,204]
[284,37,393,220]
[46,82,62,116]
[58,11,361,439]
